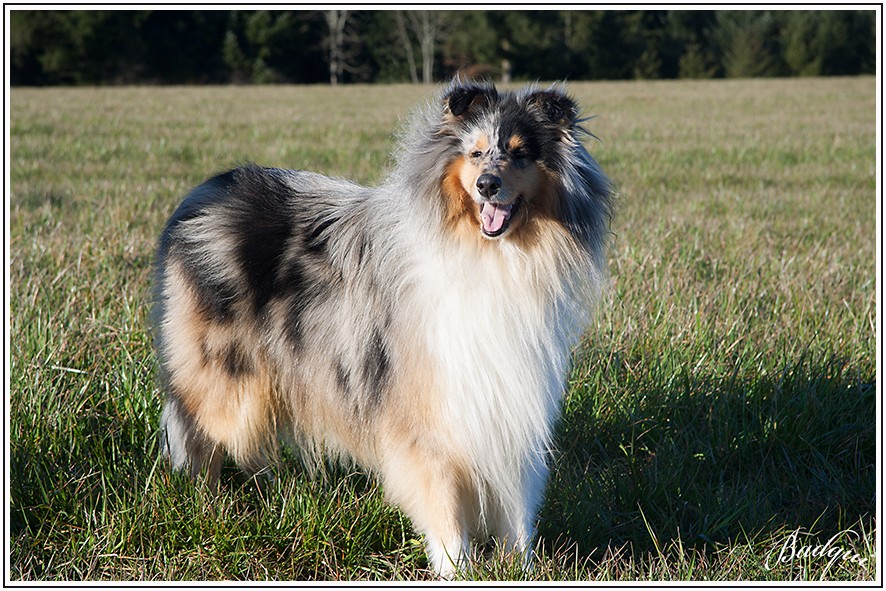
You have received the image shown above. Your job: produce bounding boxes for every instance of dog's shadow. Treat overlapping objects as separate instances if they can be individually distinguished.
[204,349,874,577]
[538,348,876,565]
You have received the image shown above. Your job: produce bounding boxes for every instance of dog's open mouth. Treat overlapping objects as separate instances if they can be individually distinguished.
[479,201,520,238]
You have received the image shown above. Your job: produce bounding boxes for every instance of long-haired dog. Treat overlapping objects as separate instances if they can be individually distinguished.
[153,81,613,578]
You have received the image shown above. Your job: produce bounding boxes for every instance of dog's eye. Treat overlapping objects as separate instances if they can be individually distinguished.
[511,149,528,161]
[470,150,483,159]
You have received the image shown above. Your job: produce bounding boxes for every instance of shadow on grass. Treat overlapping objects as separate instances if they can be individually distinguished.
[539,349,876,567]
[8,342,874,580]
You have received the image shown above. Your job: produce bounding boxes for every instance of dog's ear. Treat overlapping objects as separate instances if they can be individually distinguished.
[529,90,579,129]
[444,84,495,119]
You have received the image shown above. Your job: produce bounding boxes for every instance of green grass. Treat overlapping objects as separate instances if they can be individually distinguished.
[9,78,877,581]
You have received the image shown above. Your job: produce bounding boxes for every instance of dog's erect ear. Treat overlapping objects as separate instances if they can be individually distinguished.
[444,84,495,119]
[529,90,579,129]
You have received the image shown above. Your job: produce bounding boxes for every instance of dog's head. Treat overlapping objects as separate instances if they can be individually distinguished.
[438,82,582,243]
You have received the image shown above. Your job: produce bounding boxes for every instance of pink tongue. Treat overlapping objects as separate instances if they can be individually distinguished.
[480,202,513,234]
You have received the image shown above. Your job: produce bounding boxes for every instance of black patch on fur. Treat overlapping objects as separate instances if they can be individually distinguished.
[199,340,212,368]
[497,118,543,163]
[528,90,579,128]
[230,167,298,316]
[276,256,339,352]
[446,83,497,119]
[277,257,311,350]
[334,359,352,396]
[304,216,339,256]
[187,266,239,323]
[223,342,252,377]
[363,328,390,403]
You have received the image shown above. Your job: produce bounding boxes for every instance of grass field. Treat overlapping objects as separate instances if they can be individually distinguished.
[8,77,878,581]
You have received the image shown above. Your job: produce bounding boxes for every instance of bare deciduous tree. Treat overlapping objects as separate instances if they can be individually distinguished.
[394,12,419,84]
[324,10,368,84]
[396,10,447,84]
[325,10,348,85]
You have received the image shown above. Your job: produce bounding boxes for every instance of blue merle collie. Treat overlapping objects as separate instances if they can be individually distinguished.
[153,81,613,578]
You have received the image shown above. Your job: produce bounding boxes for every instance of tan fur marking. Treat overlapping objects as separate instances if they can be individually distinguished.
[506,135,524,152]
[441,156,483,243]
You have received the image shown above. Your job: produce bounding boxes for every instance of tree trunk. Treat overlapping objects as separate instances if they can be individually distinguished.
[419,12,435,84]
[407,11,438,84]
[325,10,348,85]
[395,12,419,84]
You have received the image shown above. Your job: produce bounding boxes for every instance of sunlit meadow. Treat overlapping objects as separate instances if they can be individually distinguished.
[9,77,876,581]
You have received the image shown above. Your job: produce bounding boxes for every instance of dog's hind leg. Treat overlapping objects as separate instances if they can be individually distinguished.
[160,395,224,488]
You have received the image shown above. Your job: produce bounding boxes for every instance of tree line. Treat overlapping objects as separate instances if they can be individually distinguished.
[10,10,877,86]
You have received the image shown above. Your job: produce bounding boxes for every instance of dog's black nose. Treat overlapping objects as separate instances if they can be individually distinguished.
[476,174,501,198]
